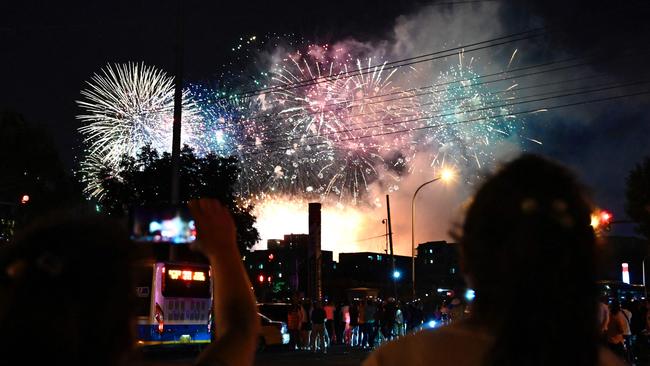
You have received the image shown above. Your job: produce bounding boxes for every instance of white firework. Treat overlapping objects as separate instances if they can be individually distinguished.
[77,62,201,198]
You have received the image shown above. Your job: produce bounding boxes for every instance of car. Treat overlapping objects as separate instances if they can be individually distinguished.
[258,313,289,350]
[257,302,292,322]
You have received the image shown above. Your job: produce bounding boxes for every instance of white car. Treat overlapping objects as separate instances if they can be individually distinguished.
[258,313,289,350]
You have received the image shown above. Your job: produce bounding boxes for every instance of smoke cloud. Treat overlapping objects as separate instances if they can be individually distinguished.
[253,0,650,255]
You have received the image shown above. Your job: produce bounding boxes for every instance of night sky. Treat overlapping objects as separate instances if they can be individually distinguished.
[3,0,650,236]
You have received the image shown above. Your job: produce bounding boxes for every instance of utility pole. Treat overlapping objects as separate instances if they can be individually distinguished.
[170,0,184,261]
[386,195,397,298]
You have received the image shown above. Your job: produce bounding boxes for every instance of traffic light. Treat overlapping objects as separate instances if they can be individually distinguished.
[258,274,265,283]
[20,194,29,204]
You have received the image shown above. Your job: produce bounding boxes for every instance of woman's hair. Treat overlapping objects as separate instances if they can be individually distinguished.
[455,154,599,366]
[0,210,135,366]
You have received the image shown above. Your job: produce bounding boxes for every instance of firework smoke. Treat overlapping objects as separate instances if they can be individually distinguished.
[77,2,550,255]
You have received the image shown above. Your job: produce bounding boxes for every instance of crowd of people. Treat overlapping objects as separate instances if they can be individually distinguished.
[600,298,650,364]
[284,296,470,353]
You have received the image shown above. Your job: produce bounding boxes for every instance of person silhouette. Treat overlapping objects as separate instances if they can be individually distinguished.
[364,154,625,366]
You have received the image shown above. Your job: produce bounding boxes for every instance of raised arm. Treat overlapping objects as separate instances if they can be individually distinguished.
[189,199,260,366]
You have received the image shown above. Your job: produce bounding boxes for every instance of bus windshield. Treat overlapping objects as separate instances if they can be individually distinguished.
[162,264,211,298]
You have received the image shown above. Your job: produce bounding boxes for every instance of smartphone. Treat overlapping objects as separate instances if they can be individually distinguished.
[130,205,196,244]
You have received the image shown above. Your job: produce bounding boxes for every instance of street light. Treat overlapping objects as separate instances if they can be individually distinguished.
[641,255,648,299]
[382,219,388,254]
[411,167,455,299]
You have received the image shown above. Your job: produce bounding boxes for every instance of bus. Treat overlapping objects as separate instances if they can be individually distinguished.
[134,261,212,346]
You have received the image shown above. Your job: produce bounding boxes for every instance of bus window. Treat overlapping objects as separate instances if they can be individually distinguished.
[162,264,211,298]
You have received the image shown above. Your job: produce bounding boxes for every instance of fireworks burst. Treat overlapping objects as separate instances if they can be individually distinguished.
[77,47,535,205]
[265,45,418,203]
[77,62,201,197]
[408,50,527,178]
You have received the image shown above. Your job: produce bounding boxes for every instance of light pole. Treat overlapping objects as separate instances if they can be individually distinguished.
[641,255,648,299]
[382,219,388,254]
[411,169,455,299]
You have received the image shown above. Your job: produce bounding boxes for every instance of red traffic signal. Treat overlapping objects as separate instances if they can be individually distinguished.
[20,194,30,204]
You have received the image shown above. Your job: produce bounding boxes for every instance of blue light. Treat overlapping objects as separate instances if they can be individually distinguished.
[393,270,401,279]
[428,320,437,328]
[465,289,476,301]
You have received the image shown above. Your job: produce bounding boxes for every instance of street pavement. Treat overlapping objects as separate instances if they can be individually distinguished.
[134,345,369,366]
[256,346,369,366]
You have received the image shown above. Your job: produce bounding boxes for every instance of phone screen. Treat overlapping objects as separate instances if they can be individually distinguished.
[130,205,196,244]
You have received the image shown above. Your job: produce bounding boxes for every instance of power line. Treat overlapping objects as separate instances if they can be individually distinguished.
[195,46,646,135]
[242,55,612,132]
[237,85,650,154]
[179,28,545,103]
[133,48,573,120]
[232,77,650,151]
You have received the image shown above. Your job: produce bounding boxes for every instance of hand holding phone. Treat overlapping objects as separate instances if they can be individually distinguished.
[188,199,237,260]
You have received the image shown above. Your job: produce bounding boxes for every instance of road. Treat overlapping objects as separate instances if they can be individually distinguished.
[134,345,369,366]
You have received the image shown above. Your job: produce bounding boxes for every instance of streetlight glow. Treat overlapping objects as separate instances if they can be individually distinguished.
[411,167,457,299]
[440,168,456,183]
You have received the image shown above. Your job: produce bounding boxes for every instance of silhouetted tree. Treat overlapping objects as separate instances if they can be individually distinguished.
[0,109,81,241]
[97,145,259,252]
[625,157,650,241]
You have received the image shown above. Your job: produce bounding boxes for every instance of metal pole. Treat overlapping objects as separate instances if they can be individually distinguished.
[641,256,648,299]
[170,0,184,205]
[386,195,396,298]
[169,0,184,262]
[411,177,441,300]
[382,219,388,254]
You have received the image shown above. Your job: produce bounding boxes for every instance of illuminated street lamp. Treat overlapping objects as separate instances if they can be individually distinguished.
[411,168,455,299]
